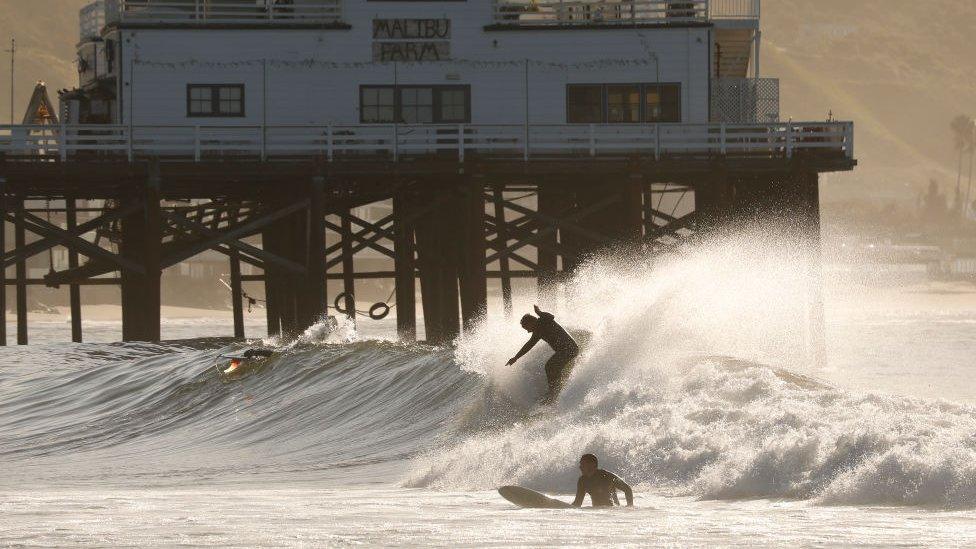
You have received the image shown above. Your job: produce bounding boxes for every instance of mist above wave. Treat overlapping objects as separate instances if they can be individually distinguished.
[409,232,976,508]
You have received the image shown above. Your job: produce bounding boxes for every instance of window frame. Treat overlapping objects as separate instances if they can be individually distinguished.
[359,85,471,124]
[186,84,246,118]
[566,83,682,124]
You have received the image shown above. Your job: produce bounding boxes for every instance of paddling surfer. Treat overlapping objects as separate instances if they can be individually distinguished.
[507,305,580,403]
[572,453,634,507]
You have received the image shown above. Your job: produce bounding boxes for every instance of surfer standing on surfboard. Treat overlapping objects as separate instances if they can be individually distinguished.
[507,305,580,404]
[573,454,634,507]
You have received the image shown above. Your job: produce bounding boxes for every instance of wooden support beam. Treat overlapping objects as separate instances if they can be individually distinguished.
[15,198,27,346]
[492,188,513,318]
[458,184,487,332]
[624,179,645,240]
[10,211,145,275]
[0,190,6,346]
[262,220,282,338]
[1,201,143,269]
[324,216,395,260]
[324,214,395,269]
[66,197,82,343]
[340,212,356,320]
[4,278,121,286]
[414,186,461,344]
[162,202,309,273]
[230,250,245,339]
[535,187,560,296]
[393,191,416,341]
[486,193,619,266]
[120,170,162,342]
[299,176,327,330]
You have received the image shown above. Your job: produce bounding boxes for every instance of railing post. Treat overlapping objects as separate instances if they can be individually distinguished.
[261,124,267,161]
[458,123,465,163]
[785,122,794,158]
[720,123,727,155]
[326,124,333,162]
[589,123,596,157]
[194,125,201,161]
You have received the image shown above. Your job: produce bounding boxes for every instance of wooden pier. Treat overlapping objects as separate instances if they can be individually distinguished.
[0,121,854,347]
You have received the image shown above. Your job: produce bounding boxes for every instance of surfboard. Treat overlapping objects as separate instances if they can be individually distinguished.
[498,486,573,509]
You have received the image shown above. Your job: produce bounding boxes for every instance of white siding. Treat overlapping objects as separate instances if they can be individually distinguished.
[118,1,710,126]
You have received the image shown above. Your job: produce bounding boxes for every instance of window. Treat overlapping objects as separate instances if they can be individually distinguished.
[607,85,641,123]
[567,85,603,123]
[400,88,434,124]
[567,83,681,124]
[362,87,396,123]
[644,84,681,123]
[439,88,468,123]
[186,84,245,117]
[360,85,470,124]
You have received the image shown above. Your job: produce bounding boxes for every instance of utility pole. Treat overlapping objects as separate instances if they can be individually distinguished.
[6,38,14,124]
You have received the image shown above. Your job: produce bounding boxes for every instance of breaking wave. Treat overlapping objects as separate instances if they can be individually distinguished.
[3,232,975,507]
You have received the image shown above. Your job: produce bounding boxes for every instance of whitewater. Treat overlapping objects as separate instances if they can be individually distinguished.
[2,232,976,547]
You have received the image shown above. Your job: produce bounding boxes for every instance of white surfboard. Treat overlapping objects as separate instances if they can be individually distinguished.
[498,486,573,509]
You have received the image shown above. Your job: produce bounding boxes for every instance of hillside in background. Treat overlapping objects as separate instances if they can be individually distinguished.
[0,0,88,123]
[1,0,974,208]
[763,0,976,205]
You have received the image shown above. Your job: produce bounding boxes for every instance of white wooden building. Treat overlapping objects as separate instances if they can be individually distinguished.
[0,0,849,165]
[56,0,798,154]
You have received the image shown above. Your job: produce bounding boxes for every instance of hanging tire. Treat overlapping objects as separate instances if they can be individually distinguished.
[334,292,353,315]
[369,302,391,320]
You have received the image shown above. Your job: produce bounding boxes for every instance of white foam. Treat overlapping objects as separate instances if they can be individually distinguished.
[410,232,976,508]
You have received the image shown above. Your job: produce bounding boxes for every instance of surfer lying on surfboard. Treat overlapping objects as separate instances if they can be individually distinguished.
[507,305,580,404]
[573,453,634,507]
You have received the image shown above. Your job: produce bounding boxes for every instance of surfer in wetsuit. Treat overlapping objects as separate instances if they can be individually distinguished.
[507,305,580,403]
[572,453,634,507]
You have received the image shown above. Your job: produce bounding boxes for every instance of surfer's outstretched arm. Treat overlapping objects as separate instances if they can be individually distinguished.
[611,475,634,506]
[572,477,586,507]
[507,334,540,366]
[533,305,554,322]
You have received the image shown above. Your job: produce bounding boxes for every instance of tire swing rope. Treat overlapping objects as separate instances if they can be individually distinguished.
[332,288,396,321]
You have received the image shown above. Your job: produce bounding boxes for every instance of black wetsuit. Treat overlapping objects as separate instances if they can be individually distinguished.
[573,469,623,507]
[528,311,579,402]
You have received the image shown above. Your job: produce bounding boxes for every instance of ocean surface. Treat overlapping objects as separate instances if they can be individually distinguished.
[3,233,976,547]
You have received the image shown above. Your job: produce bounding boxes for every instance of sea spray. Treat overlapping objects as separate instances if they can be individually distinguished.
[407,232,976,508]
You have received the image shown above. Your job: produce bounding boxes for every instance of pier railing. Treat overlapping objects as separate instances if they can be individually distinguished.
[0,122,853,163]
[491,0,759,26]
[708,0,760,19]
[108,0,343,24]
[492,0,709,26]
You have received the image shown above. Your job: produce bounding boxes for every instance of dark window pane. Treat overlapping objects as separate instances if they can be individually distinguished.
[645,84,681,123]
[400,88,434,124]
[362,87,396,123]
[567,85,603,123]
[607,85,640,123]
[188,85,244,117]
[439,89,467,123]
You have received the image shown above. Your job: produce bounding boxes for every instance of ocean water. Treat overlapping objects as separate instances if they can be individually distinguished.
[3,232,976,547]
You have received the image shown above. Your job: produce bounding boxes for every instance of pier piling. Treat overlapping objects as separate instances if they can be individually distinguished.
[15,197,27,346]
[66,197,82,343]
[393,191,417,341]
